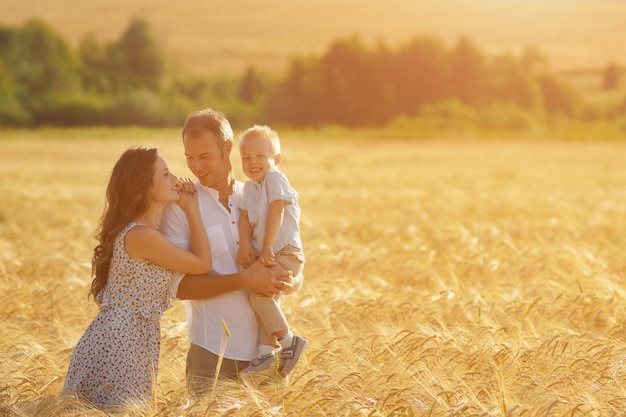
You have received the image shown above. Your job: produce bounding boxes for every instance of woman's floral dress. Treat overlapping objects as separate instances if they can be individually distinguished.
[63,223,173,409]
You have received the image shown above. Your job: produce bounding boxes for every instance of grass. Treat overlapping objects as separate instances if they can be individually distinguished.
[2,129,626,415]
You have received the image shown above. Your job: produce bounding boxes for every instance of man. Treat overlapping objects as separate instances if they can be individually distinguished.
[160,108,303,395]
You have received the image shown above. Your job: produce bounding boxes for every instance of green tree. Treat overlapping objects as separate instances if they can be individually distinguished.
[238,65,265,104]
[319,36,368,125]
[78,33,112,93]
[317,36,395,125]
[520,46,550,76]
[106,18,165,92]
[391,36,449,115]
[8,20,80,107]
[537,74,580,116]
[447,36,489,106]
[267,55,325,126]
[0,57,30,126]
[0,19,82,125]
[489,54,542,112]
[602,62,621,91]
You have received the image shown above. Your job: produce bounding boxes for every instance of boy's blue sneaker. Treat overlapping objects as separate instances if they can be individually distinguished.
[278,336,308,377]
[241,352,278,375]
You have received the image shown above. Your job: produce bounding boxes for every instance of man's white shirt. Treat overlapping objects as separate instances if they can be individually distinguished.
[160,180,258,361]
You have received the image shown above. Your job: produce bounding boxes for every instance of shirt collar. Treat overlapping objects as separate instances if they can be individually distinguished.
[196,178,244,199]
[197,181,220,199]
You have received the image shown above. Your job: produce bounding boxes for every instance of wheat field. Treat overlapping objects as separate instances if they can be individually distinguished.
[2,130,626,416]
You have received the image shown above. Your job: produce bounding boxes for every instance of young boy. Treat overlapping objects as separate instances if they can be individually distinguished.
[236,125,308,376]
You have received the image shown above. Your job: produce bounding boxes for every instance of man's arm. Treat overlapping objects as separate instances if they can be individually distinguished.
[175,261,293,300]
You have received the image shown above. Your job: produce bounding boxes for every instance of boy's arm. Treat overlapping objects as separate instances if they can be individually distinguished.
[238,209,253,242]
[261,199,285,260]
[237,209,256,267]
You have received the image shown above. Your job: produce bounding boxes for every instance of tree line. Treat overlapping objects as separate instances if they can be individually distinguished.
[0,18,624,129]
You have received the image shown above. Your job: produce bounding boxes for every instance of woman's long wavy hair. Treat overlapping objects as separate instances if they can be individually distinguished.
[89,146,158,300]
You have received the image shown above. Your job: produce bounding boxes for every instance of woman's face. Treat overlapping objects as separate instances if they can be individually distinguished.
[149,155,180,204]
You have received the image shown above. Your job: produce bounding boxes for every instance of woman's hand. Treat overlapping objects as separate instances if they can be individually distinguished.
[175,178,198,212]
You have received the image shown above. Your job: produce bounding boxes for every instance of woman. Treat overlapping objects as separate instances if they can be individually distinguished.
[63,146,212,410]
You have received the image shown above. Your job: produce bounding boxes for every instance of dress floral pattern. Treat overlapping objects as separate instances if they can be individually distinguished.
[63,222,173,409]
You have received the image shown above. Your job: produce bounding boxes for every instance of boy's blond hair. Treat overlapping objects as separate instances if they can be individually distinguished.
[239,125,281,156]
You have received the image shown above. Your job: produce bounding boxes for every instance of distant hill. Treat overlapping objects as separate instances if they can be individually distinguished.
[2,0,625,75]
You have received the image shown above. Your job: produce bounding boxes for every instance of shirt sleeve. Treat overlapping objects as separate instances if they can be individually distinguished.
[265,170,297,205]
[168,272,186,300]
[239,182,250,211]
[160,202,191,250]
[160,202,191,300]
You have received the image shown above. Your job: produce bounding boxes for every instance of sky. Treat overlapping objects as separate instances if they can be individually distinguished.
[1,0,624,74]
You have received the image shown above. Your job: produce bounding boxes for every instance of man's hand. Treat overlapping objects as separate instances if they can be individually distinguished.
[243,260,292,297]
[283,271,303,295]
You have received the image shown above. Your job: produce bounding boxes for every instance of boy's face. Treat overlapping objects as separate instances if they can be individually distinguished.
[240,135,280,183]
